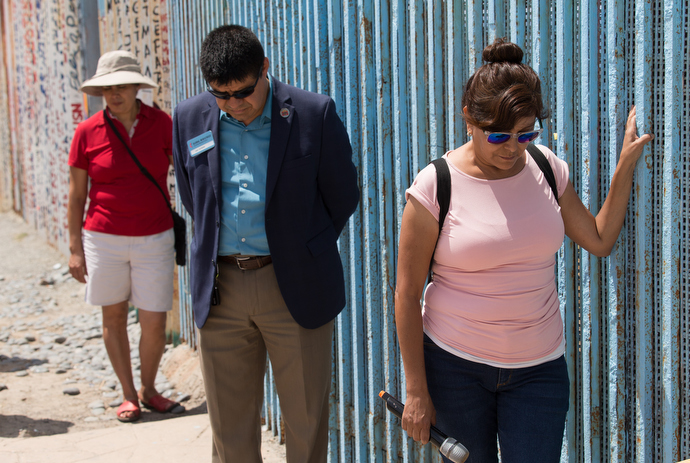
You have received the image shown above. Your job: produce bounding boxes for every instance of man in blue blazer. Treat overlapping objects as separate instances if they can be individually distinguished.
[172,25,359,463]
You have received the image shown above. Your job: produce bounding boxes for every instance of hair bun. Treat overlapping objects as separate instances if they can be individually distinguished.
[482,38,523,64]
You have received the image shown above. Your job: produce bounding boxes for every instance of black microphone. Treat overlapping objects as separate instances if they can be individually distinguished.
[379,391,469,463]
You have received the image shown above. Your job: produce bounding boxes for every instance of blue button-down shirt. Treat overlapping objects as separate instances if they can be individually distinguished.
[218,77,273,256]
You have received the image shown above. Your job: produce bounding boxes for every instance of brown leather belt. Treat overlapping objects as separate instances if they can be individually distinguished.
[217,255,272,270]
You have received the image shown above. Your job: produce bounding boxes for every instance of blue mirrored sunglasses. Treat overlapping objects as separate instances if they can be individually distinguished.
[207,74,261,100]
[483,119,544,144]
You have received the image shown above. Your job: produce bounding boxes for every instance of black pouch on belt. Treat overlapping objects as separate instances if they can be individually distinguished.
[171,211,187,266]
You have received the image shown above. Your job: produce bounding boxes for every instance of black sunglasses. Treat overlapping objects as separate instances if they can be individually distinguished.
[207,74,261,100]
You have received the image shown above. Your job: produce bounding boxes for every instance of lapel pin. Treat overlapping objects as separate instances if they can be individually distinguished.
[280,108,290,118]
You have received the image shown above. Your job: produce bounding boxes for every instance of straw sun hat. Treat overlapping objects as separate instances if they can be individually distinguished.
[80,50,158,96]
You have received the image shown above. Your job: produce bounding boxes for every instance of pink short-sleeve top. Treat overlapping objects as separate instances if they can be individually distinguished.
[406,145,570,367]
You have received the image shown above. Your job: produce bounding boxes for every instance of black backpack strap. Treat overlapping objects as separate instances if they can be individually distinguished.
[431,158,451,232]
[527,143,559,203]
[428,157,451,280]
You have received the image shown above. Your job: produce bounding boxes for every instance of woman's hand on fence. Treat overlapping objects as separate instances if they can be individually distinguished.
[401,390,436,445]
[619,105,654,168]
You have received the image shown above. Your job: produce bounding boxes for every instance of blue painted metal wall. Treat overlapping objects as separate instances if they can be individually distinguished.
[166,0,233,356]
[165,1,689,462]
[166,0,689,462]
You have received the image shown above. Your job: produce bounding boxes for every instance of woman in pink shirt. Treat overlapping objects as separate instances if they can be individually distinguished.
[395,38,653,462]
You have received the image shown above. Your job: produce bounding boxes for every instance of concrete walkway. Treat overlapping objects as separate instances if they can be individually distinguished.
[0,412,286,463]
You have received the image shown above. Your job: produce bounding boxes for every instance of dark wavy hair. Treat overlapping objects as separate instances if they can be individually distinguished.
[462,38,548,131]
[199,25,265,86]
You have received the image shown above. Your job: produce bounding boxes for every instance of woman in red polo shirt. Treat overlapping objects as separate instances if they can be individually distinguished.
[68,50,183,423]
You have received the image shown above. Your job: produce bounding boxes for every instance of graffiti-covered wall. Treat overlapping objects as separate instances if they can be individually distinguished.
[0,0,88,254]
[98,0,172,113]
[0,0,174,252]
[0,9,13,213]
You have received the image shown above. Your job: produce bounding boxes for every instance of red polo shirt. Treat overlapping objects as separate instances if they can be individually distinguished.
[69,102,173,236]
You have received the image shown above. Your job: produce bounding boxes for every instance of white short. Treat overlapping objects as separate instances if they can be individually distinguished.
[82,229,174,312]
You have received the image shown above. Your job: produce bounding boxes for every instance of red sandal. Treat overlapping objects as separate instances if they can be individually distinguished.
[116,400,141,423]
[141,394,185,413]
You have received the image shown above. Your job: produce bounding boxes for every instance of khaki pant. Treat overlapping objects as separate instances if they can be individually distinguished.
[199,262,333,463]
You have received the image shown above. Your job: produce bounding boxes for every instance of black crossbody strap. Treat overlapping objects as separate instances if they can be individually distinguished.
[428,157,451,280]
[526,143,559,203]
[102,109,173,215]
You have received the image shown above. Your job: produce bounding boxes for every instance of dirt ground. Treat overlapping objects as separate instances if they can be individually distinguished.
[0,211,286,462]
[0,211,207,437]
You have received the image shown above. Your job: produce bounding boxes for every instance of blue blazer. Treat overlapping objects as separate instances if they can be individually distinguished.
[172,77,359,329]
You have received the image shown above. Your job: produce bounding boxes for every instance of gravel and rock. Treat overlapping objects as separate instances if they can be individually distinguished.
[0,211,206,438]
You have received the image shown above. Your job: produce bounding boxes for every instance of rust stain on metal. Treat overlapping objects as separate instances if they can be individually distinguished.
[361,16,372,46]
[590,406,601,437]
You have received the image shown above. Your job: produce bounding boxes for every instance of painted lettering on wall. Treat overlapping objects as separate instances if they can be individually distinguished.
[1,0,86,254]
[102,0,172,112]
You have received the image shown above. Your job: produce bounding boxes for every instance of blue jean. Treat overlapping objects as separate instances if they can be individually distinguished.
[424,335,569,463]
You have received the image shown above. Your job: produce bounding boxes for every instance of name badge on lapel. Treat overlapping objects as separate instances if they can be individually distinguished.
[187,131,215,157]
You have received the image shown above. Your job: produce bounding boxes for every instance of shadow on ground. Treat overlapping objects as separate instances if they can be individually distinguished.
[0,415,74,437]
[0,403,207,438]
[136,401,207,423]
[0,355,48,373]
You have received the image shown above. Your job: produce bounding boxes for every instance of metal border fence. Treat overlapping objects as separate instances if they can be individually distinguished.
[164,1,687,462]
